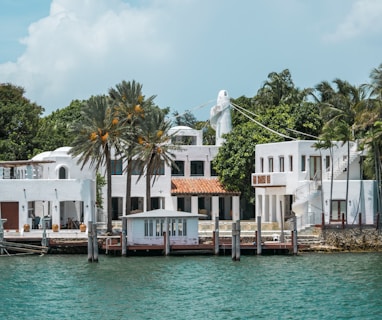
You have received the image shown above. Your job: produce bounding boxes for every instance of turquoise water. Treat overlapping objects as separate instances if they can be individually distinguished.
[1,253,382,319]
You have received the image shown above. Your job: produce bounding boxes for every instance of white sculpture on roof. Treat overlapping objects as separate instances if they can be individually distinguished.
[210,90,232,146]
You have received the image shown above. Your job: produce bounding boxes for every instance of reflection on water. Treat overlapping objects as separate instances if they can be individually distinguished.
[1,253,382,319]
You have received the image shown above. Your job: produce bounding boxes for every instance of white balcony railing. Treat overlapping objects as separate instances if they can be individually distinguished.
[252,172,287,187]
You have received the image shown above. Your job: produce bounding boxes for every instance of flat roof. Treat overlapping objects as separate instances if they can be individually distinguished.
[124,209,205,219]
[0,160,55,168]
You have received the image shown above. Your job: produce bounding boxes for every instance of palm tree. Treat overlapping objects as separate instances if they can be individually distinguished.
[134,110,178,211]
[368,63,382,101]
[109,80,156,215]
[256,69,299,107]
[314,80,367,223]
[361,122,382,221]
[69,95,125,233]
[314,131,336,222]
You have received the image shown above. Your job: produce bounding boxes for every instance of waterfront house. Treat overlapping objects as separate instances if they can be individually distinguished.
[252,140,377,230]
[125,209,204,245]
[107,125,241,223]
[0,125,240,233]
[0,147,96,232]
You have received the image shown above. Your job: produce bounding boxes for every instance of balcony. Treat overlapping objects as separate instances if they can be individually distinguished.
[252,172,287,187]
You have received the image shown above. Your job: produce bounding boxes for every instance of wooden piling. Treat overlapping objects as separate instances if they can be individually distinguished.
[214,217,219,255]
[164,218,170,256]
[293,217,298,255]
[235,220,240,261]
[342,213,345,229]
[231,222,236,260]
[321,212,325,229]
[359,213,362,231]
[41,217,49,248]
[122,217,127,256]
[0,219,5,255]
[321,212,326,240]
[92,223,98,262]
[257,216,262,255]
[87,222,94,262]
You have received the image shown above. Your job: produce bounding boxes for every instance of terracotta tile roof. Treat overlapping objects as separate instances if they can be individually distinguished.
[171,178,240,196]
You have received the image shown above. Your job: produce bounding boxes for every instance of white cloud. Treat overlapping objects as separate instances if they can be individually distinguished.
[0,0,177,113]
[324,0,382,43]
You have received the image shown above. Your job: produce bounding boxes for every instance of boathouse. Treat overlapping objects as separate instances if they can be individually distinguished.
[126,209,205,245]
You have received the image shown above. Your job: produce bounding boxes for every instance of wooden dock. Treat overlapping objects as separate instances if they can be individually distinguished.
[101,237,296,256]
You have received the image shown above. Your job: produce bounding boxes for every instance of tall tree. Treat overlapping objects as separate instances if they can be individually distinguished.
[254,69,301,108]
[109,80,156,215]
[134,110,178,211]
[172,109,197,127]
[69,95,126,233]
[35,100,82,153]
[314,79,366,222]
[359,64,382,220]
[0,83,43,160]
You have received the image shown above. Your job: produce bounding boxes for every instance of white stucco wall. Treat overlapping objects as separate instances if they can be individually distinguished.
[0,147,97,230]
[127,216,199,245]
[253,140,377,227]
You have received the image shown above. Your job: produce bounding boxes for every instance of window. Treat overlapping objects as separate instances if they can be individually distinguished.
[153,160,165,175]
[151,197,163,210]
[260,158,264,173]
[198,197,205,210]
[131,197,143,212]
[330,200,346,222]
[178,219,183,236]
[268,157,274,173]
[279,156,285,172]
[210,163,218,176]
[131,160,144,175]
[156,219,164,236]
[170,218,176,236]
[144,219,148,236]
[310,156,322,180]
[28,201,35,219]
[301,155,306,171]
[177,198,185,211]
[144,219,154,237]
[289,155,293,171]
[111,159,123,175]
[183,220,187,236]
[172,161,185,176]
[59,167,67,179]
[191,161,204,176]
[325,156,330,171]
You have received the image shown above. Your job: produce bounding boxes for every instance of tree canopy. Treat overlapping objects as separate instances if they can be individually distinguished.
[0,83,43,160]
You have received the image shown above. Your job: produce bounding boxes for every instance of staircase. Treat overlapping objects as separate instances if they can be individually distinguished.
[325,142,361,180]
[291,168,324,231]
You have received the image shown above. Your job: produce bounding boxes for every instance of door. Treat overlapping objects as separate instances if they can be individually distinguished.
[310,156,322,180]
[330,200,346,222]
[1,202,19,229]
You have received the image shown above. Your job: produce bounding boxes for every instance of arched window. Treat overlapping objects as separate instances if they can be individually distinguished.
[59,167,67,179]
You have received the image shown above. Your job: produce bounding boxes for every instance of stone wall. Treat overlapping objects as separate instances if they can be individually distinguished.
[322,227,382,251]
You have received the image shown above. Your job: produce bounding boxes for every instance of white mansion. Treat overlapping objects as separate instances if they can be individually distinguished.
[0,91,378,232]
[252,140,377,229]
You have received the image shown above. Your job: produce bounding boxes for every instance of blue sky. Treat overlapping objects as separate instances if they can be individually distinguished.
[1,0,381,120]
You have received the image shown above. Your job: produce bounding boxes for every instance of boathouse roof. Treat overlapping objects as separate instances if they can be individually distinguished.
[125,209,206,219]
